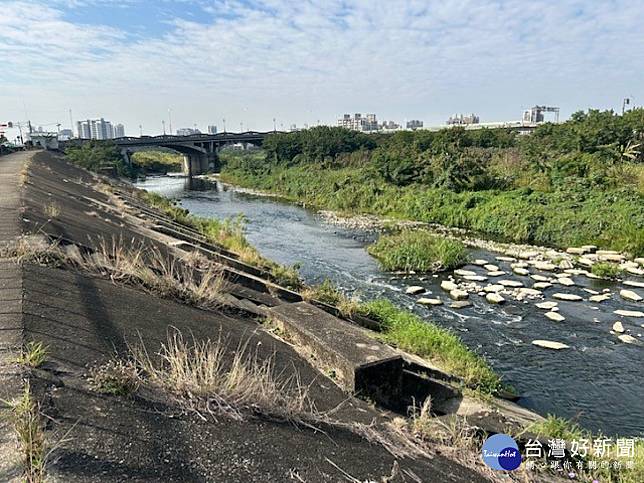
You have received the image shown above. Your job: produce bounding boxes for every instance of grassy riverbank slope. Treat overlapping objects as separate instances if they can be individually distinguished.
[220,109,644,256]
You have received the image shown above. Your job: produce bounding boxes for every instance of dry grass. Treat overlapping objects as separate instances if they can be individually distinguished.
[87,360,140,396]
[43,202,61,219]
[2,382,46,482]
[301,279,361,318]
[1,236,229,311]
[129,330,313,421]
[15,342,48,368]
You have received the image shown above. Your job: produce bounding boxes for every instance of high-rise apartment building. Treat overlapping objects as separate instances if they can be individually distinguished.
[77,118,123,139]
[207,125,217,134]
[337,113,378,132]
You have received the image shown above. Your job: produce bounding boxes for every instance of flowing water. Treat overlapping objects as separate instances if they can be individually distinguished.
[136,175,644,437]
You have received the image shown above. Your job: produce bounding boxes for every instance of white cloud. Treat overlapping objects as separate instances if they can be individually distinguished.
[1,0,643,135]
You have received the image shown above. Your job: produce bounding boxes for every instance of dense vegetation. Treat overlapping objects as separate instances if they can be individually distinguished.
[368,231,467,272]
[131,150,183,173]
[66,140,136,177]
[66,143,183,177]
[220,109,644,255]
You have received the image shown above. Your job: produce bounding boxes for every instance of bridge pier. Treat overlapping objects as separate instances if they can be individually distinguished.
[120,148,132,167]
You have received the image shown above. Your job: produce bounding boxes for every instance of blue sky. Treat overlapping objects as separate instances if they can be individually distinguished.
[1,0,643,137]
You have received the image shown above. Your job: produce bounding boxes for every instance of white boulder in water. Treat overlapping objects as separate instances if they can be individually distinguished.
[620,289,643,302]
[532,340,570,350]
[536,301,558,310]
[545,311,565,322]
[417,297,443,306]
[618,334,637,344]
[614,310,644,318]
[406,286,425,295]
[441,280,458,292]
[553,293,583,301]
[612,321,625,333]
[486,293,505,304]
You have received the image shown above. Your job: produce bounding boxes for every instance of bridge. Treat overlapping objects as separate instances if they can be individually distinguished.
[65,131,277,176]
[115,131,277,175]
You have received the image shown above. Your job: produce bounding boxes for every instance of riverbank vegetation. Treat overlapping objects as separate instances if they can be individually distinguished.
[131,150,183,174]
[220,109,644,255]
[368,230,467,272]
[66,140,136,177]
[358,299,502,394]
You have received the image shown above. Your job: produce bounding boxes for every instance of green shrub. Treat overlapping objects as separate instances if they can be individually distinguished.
[367,231,468,272]
[591,262,623,279]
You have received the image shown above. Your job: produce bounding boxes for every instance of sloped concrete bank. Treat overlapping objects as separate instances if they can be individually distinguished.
[0,151,553,482]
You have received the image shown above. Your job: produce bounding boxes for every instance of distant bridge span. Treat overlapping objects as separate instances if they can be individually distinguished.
[66,131,279,176]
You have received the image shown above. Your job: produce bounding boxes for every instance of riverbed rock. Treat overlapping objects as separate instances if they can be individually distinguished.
[519,251,539,259]
[440,280,458,292]
[558,260,574,270]
[624,280,644,288]
[454,269,477,277]
[536,301,558,310]
[406,286,425,295]
[483,284,504,293]
[498,280,524,288]
[577,257,595,267]
[417,297,443,306]
[472,259,488,266]
[618,334,637,344]
[483,264,499,272]
[486,293,505,304]
[518,288,542,297]
[626,266,644,276]
[534,261,556,271]
[530,274,549,282]
[496,256,516,262]
[463,275,488,282]
[587,294,610,304]
[552,293,583,301]
[545,311,565,322]
[565,269,589,276]
[558,277,575,287]
[487,271,505,277]
[614,310,644,318]
[612,321,625,333]
[582,245,598,253]
[598,253,625,263]
[450,300,472,309]
[583,288,600,295]
[566,247,586,255]
[532,340,570,350]
[533,282,553,290]
[635,257,644,266]
[449,289,469,301]
[513,267,530,276]
[620,289,643,302]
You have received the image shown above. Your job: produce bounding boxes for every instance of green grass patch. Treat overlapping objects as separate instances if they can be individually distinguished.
[591,262,623,279]
[15,342,47,368]
[367,230,468,272]
[358,299,502,394]
[301,279,360,317]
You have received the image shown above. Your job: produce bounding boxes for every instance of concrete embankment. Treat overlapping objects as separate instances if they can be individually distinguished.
[0,151,511,482]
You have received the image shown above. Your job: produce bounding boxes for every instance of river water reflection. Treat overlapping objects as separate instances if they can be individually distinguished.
[135,175,644,436]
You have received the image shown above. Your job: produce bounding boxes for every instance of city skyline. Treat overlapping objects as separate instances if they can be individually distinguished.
[1,0,643,139]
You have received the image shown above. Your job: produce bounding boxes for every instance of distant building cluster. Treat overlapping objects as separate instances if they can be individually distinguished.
[380,120,401,130]
[77,118,125,139]
[207,125,217,134]
[176,127,201,136]
[522,105,560,124]
[406,120,423,129]
[337,113,378,132]
[447,113,480,125]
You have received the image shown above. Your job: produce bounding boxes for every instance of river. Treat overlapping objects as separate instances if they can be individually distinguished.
[135,175,644,437]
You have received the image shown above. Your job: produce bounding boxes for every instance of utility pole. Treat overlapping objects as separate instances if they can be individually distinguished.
[223,118,226,133]
[139,124,143,136]
[240,122,243,132]
[273,117,276,132]
[168,108,173,134]
[162,120,166,136]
